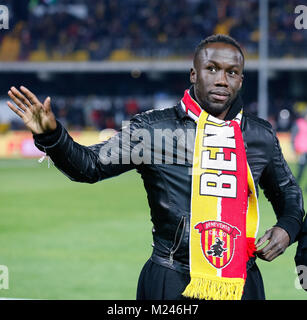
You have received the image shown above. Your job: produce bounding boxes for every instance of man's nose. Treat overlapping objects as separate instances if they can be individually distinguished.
[215,70,228,87]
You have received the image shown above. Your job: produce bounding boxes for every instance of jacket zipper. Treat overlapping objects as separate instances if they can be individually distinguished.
[169,216,186,266]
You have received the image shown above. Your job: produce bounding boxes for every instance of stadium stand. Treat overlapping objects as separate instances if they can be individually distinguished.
[1,0,306,62]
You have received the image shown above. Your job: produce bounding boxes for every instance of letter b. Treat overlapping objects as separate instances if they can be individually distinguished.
[200,173,237,198]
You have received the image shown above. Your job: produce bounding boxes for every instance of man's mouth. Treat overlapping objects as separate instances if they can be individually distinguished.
[209,90,230,102]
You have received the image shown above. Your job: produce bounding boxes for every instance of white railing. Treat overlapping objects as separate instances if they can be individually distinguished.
[0,59,307,73]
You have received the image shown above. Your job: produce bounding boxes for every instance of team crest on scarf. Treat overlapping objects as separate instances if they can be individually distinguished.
[195,220,241,269]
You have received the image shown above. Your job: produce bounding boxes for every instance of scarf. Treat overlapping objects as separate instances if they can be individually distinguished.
[181,89,259,300]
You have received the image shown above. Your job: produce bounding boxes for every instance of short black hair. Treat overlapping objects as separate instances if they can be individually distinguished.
[193,34,245,67]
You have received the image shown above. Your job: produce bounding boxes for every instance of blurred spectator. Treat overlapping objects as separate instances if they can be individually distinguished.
[125,98,139,117]
[276,109,292,132]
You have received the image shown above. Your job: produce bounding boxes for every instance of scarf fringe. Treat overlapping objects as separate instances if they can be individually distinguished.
[182,276,245,300]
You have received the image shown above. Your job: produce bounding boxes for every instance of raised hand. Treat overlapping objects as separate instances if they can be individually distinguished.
[7,86,57,134]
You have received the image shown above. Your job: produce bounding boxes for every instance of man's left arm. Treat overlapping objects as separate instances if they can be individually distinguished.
[256,133,305,261]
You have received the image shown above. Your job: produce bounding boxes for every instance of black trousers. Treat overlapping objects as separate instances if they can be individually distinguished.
[137,258,265,300]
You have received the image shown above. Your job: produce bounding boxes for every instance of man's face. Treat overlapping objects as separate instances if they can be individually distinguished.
[190,42,244,119]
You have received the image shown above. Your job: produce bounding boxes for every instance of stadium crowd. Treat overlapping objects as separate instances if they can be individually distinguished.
[0,0,306,61]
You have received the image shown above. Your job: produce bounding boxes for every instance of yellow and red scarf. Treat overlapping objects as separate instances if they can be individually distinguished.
[181,89,259,300]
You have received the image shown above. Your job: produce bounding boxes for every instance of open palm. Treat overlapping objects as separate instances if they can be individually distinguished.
[7,86,57,134]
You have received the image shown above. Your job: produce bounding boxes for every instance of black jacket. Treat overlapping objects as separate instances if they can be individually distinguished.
[33,102,305,272]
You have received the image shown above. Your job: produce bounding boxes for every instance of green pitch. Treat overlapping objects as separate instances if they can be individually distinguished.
[0,158,306,300]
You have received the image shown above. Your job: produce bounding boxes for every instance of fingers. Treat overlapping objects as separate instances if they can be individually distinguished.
[256,227,289,262]
[43,96,51,113]
[257,241,276,261]
[9,86,33,110]
[7,86,45,121]
[20,86,41,106]
[7,101,25,119]
[256,228,272,249]
[8,88,30,113]
[256,229,275,261]
[256,229,274,261]
[257,245,284,262]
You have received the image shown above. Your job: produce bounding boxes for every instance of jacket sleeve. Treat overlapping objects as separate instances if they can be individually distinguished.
[33,115,145,183]
[259,132,305,245]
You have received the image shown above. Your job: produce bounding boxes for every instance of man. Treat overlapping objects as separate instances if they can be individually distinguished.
[6,34,305,300]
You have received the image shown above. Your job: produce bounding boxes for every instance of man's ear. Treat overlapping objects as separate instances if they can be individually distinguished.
[190,67,196,84]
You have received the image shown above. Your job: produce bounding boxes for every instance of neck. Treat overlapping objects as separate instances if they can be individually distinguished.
[215,108,230,120]
[190,86,242,121]
[191,87,230,120]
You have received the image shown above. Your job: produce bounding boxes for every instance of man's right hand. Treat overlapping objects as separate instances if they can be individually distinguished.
[7,86,57,134]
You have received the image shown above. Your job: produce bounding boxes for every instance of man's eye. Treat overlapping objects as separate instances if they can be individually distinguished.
[229,70,238,75]
[207,66,217,72]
